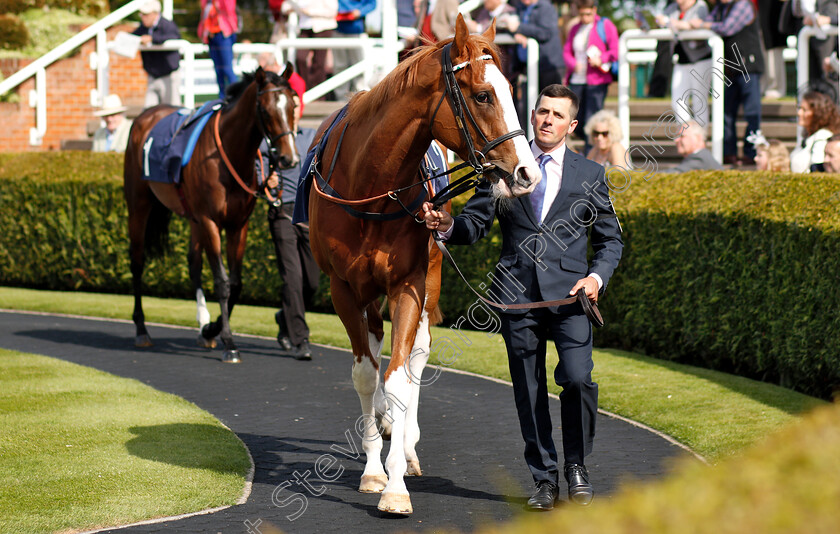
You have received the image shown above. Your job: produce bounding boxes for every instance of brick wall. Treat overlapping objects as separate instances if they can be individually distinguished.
[0,24,147,152]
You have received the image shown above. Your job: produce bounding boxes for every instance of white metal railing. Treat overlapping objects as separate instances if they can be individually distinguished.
[618,28,724,163]
[796,24,840,147]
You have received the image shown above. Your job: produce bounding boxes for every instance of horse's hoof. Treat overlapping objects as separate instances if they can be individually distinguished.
[406,459,422,477]
[222,350,241,364]
[135,335,153,348]
[377,492,413,515]
[197,334,217,349]
[359,474,388,493]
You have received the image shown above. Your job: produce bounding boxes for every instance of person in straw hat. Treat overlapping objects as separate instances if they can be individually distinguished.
[92,94,133,153]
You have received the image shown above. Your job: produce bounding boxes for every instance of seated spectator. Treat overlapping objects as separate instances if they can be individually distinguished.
[92,95,133,153]
[563,0,618,153]
[822,134,840,172]
[754,139,791,172]
[583,109,630,168]
[664,120,722,173]
[133,0,181,107]
[790,90,840,173]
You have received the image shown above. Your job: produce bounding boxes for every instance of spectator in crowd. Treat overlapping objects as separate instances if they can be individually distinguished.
[283,0,338,91]
[563,0,618,154]
[665,120,722,173]
[821,134,840,172]
[256,64,320,361]
[397,0,420,45]
[334,0,376,100]
[790,90,840,173]
[689,0,764,166]
[504,0,565,122]
[198,0,239,99]
[583,109,630,168]
[796,0,839,87]
[655,0,712,126]
[133,0,181,107]
[759,0,788,99]
[466,0,519,82]
[269,0,289,42]
[430,0,461,40]
[92,94,133,153]
[754,139,791,172]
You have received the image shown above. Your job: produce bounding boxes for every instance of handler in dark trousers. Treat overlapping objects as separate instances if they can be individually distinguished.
[257,66,319,361]
[422,84,623,509]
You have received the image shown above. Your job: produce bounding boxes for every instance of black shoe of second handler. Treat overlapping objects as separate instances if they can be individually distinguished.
[565,463,594,506]
[274,309,292,352]
[292,339,312,361]
[526,480,559,511]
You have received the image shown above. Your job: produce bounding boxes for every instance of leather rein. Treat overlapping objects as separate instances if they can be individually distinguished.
[311,42,526,221]
[213,85,295,198]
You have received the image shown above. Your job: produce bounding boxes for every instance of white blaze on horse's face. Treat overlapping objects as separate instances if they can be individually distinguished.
[483,64,541,198]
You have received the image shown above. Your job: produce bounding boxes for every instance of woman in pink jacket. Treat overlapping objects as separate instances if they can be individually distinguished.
[563,0,618,153]
[199,0,239,98]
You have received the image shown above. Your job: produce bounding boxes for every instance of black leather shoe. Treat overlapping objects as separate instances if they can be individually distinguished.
[526,480,559,511]
[564,464,594,505]
[292,339,312,361]
[274,309,292,352]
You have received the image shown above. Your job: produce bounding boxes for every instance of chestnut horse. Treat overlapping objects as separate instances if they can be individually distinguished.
[308,16,541,514]
[123,67,298,363]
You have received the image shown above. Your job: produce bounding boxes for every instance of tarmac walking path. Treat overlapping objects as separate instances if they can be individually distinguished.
[0,310,694,533]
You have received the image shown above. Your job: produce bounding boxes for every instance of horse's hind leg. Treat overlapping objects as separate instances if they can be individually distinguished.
[127,182,154,347]
[331,277,388,494]
[188,226,215,349]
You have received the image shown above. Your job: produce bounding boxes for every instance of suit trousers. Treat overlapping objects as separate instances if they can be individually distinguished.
[268,204,321,346]
[501,306,598,484]
[723,73,762,159]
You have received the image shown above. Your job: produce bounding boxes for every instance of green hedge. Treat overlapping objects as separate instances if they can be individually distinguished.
[2,153,839,398]
[0,152,332,309]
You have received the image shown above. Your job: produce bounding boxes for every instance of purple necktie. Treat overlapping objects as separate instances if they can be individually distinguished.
[531,154,550,221]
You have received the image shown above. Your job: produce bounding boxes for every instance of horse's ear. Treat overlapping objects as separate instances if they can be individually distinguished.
[281,61,294,81]
[452,13,470,61]
[482,17,496,42]
[255,66,267,85]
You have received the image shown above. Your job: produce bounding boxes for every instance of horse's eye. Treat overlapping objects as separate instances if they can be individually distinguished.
[475,92,492,104]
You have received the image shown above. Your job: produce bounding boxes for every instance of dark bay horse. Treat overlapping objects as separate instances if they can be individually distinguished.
[123,66,298,363]
[308,16,541,514]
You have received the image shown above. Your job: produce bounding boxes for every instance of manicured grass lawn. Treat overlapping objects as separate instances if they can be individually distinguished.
[0,286,824,461]
[0,348,251,534]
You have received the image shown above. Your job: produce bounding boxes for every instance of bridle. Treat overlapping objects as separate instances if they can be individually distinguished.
[312,43,527,220]
[431,42,525,178]
[214,81,296,198]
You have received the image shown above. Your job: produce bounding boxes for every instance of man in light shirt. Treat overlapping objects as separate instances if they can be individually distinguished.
[422,84,623,511]
[91,94,133,153]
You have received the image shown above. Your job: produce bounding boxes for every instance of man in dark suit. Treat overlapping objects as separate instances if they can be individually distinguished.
[422,84,623,509]
[665,120,723,173]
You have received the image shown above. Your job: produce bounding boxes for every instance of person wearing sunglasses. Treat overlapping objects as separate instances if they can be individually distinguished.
[583,109,630,169]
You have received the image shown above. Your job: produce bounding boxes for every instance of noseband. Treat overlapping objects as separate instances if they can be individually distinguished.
[431,43,526,176]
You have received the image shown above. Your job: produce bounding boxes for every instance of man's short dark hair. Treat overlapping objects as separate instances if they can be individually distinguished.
[536,84,580,120]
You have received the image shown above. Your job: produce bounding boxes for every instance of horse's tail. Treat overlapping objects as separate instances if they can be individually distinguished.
[144,196,172,259]
[429,305,443,326]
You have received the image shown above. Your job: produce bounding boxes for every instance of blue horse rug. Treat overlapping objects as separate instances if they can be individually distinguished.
[292,106,450,224]
[142,101,222,184]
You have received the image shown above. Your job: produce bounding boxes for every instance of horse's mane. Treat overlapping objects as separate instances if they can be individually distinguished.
[347,34,501,127]
[223,70,291,109]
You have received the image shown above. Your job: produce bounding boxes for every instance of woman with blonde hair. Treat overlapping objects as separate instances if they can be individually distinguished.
[583,109,629,168]
[755,139,790,172]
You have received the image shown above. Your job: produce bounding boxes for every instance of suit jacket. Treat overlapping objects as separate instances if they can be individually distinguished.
[133,17,181,78]
[447,147,623,313]
[666,148,722,173]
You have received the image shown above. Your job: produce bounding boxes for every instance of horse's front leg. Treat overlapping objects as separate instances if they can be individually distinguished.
[330,278,388,493]
[403,309,431,477]
[197,220,239,363]
[189,224,215,349]
[378,273,426,515]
